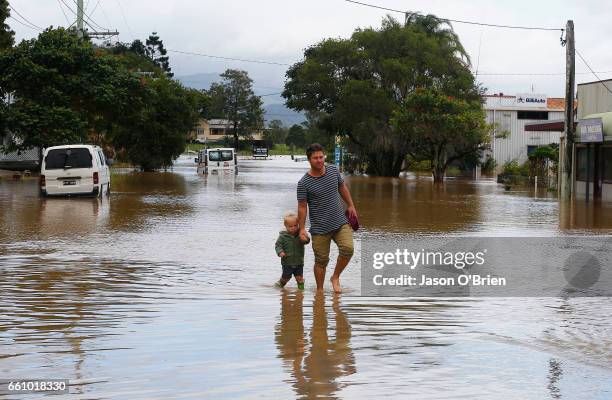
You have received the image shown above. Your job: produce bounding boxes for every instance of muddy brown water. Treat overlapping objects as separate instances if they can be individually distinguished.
[1,156,611,399]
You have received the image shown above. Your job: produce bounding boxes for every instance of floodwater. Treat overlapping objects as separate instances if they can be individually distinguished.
[0,156,611,399]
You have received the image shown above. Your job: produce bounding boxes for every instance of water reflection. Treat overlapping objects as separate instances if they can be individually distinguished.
[347,177,483,233]
[276,291,355,399]
[559,199,612,231]
[38,197,108,237]
[547,359,563,399]
[0,253,161,390]
[1,158,611,398]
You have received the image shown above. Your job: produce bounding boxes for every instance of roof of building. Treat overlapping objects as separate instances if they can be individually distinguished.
[524,119,571,132]
[546,98,565,110]
[577,78,612,86]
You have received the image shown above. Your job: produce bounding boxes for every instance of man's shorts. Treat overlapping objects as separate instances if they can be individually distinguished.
[282,265,304,279]
[311,224,354,268]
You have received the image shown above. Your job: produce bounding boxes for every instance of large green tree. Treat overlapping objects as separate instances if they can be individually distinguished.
[0,28,201,171]
[0,28,143,153]
[263,119,287,145]
[110,79,200,171]
[393,89,489,182]
[146,32,173,78]
[110,40,162,75]
[285,123,306,149]
[283,15,483,177]
[0,0,14,50]
[208,69,264,148]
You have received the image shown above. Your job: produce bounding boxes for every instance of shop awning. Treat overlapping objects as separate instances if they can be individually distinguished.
[524,119,574,132]
[525,111,612,142]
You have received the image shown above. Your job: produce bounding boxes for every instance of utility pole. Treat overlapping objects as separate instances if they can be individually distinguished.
[75,0,119,39]
[77,0,84,38]
[560,20,575,200]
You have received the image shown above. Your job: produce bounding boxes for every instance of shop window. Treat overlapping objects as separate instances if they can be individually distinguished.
[518,111,549,120]
[576,146,596,182]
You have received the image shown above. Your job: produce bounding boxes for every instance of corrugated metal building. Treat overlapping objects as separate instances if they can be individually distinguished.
[484,94,565,173]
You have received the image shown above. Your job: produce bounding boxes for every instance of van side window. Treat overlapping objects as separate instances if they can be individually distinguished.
[98,151,106,166]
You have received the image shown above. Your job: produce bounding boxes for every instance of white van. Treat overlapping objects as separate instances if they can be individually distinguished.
[40,145,111,197]
[196,148,237,175]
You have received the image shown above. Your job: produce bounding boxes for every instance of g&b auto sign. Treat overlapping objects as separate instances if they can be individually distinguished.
[515,93,547,108]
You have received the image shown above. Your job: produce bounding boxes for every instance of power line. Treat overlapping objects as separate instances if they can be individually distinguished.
[575,49,612,96]
[344,0,562,31]
[477,70,612,76]
[259,92,283,96]
[56,0,72,26]
[114,0,135,41]
[89,0,103,18]
[8,15,42,31]
[167,49,291,66]
[170,46,612,78]
[59,0,108,33]
[9,6,44,30]
[71,0,108,31]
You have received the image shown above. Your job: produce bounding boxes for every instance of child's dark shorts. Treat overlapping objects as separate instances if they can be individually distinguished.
[282,265,304,279]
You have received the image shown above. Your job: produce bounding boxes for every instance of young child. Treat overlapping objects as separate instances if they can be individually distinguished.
[275,212,310,290]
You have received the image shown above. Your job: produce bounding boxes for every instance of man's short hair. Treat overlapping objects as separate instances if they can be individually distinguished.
[306,143,325,159]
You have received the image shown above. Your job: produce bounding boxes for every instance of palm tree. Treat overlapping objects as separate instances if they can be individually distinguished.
[404,13,470,65]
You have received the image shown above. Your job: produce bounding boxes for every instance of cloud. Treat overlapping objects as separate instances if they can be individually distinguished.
[12,0,612,97]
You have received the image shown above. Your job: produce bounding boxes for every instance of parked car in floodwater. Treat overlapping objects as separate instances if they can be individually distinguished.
[196,148,237,175]
[40,145,111,197]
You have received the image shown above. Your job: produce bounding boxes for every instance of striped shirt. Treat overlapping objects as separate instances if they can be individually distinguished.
[297,164,348,235]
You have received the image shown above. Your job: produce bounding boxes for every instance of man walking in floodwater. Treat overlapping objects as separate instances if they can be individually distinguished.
[297,143,357,293]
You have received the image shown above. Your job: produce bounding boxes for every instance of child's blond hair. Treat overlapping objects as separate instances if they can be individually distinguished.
[283,212,298,224]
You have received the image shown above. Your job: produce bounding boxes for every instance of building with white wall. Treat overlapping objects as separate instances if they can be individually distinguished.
[484,93,565,173]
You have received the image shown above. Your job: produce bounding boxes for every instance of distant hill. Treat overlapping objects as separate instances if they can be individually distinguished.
[177,73,305,127]
[264,103,306,127]
[176,73,220,91]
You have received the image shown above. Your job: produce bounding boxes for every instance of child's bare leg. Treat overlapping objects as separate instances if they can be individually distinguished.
[277,276,290,287]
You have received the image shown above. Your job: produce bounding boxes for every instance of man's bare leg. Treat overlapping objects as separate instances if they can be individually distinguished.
[314,263,326,290]
[330,256,351,293]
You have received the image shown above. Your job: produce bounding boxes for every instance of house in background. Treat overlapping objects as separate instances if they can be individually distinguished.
[189,118,264,145]
[483,93,565,174]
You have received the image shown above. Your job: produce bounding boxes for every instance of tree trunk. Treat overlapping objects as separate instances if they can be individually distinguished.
[432,166,445,182]
[432,146,446,183]
[366,150,405,177]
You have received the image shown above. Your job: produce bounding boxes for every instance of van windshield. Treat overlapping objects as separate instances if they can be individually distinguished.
[45,148,93,169]
[208,150,233,162]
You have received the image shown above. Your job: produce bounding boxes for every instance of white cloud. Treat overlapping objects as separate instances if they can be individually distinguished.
[11,0,612,97]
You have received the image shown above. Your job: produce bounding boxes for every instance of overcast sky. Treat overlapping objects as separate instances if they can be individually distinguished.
[10,0,612,98]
